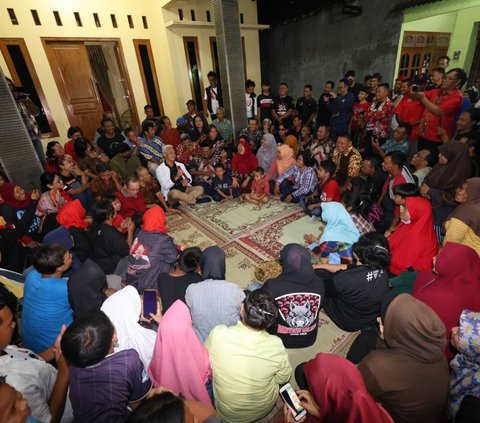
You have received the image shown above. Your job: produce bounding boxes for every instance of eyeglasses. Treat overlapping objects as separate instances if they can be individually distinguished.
[278,128,286,131]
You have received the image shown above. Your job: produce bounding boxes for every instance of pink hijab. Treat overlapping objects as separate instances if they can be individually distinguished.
[148,300,212,405]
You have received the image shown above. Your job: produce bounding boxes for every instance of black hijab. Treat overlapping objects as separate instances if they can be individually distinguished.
[68,259,107,316]
[200,246,226,280]
[279,243,316,284]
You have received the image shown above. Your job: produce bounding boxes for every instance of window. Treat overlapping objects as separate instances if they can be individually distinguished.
[178,9,183,21]
[190,9,196,21]
[111,14,117,28]
[142,16,148,29]
[74,12,82,27]
[206,10,211,22]
[127,15,134,28]
[53,11,62,26]
[93,13,101,28]
[240,13,244,24]
[31,10,41,26]
[7,8,18,25]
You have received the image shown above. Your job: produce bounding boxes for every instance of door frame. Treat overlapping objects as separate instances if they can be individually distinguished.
[0,37,58,138]
[133,39,164,117]
[41,37,139,130]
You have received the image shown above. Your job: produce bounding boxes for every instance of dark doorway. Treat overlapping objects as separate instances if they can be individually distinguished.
[183,37,204,111]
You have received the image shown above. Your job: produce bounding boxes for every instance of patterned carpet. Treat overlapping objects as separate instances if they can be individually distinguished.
[167,198,359,405]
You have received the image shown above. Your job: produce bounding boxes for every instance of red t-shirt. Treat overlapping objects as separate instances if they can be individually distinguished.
[320,179,341,202]
[394,95,425,140]
[251,178,270,196]
[419,89,463,142]
[115,190,145,218]
[160,129,181,149]
[64,140,77,162]
[350,101,371,133]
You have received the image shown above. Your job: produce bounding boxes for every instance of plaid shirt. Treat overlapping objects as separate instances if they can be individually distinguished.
[350,212,375,235]
[277,166,318,198]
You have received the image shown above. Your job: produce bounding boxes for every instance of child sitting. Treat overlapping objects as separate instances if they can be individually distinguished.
[212,163,235,202]
[61,310,152,422]
[102,194,131,233]
[341,178,375,235]
[300,160,340,219]
[243,167,270,209]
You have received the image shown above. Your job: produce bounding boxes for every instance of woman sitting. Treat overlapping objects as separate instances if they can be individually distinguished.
[290,353,393,423]
[448,309,480,423]
[37,172,71,234]
[304,201,360,264]
[388,183,438,275]
[74,136,109,178]
[22,244,74,353]
[421,141,471,240]
[206,124,224,145]
[148,300,212,405]
[185,246,245,342]
[315,232,390,333]
[56,199,91,263]
[157,247,203,313]
[266,144,296,191]
[126,206,178,292]
[256,133,277,174]
[231,139,258,193]
[205,289,291,423]
[101,285,157,370]
[90,199,134,275]
[44,140,65,173]
[262,244,325,348]
[412,242,480,359]
[443,177,480,255]
[190,115,208,143]
[56,154,93,211]
[358,293,449,423]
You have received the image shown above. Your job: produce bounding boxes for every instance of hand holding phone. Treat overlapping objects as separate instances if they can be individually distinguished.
[279,384,307,421]
[142,289,158,319]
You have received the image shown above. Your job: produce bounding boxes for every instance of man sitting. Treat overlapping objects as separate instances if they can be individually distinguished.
[137,121,165,174]
[331,133,362,188]
[372,123,411,159]
[115,176,145,219]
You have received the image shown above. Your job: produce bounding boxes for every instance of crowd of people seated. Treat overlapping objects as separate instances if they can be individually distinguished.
[1,60,480,422]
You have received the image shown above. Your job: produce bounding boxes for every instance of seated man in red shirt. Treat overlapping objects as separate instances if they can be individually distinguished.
[115,176,145,219]
[411,68,466,151]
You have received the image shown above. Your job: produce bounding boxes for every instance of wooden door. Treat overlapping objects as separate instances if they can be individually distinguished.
[43,41,104,140]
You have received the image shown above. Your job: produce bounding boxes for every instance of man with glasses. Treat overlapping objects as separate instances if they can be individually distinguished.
[115,176,145,218]
[411,68,467,150]
[410,148,437,187]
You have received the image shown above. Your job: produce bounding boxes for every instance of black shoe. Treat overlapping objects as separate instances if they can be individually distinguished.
[196,196,212,204]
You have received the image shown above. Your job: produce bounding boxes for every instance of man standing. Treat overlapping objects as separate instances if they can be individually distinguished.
[272,82,294,128]
[327,78,354,141]
[364,83,393,156]
[345,70,360,98]
[316,81,335,128]
[295,84,317,128]
[437,55,450,70]
[204,71,223,120]
[182,100,207,130]
[256,81,275,124]
[245,79,257,121]
[466,78,480,104]
[368,73,382,102]
[411,68,466,150]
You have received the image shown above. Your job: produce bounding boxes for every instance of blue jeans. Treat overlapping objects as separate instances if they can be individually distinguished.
[300,197,322,217]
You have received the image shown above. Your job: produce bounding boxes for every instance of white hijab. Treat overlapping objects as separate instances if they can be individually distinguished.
[101,286,156,370]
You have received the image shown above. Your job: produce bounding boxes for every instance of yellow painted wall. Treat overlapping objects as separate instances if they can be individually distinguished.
[395,0,480,77]
[0,0,263,146]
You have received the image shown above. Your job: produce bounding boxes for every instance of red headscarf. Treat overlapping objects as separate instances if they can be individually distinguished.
[389,197,438,275]
[56,199,89,229]
[0,182,32,209]
[232,139,259,176]
[412,242,480,359]
[142,206,167,233]
[304,353,393,423]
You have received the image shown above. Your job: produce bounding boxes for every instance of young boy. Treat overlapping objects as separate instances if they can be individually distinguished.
[350,86,371,148]
[61,310,152,422]
[243,167,270,209]
[300,160,340,218]
[212,163,234,202]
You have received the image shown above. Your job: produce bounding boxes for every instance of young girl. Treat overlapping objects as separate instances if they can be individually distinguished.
[300,160,340,218]
[243,167,270,209]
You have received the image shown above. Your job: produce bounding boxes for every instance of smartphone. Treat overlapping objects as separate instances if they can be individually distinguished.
[411,85,420,92]
[142,289,158,319]
[279,383,307,421]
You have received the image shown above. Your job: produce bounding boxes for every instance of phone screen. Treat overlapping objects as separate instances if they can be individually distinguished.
[142,289,157,318]
[280,384,306,421]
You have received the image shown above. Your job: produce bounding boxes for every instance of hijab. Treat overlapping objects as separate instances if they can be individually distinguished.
[142,205,167,233]
[68,259,107,316]
[232,139,258,175]
[445,177,480,236]
[319,202,360,245]
[412,242,480,359]
[388,197,438,275]
[101,286,156,370]
[279,243,316,285]
[199,246,225,280]
[284,135,299,155]
[256,134,277,171]
[304,353,394,423]
[56,199,88,229]
[148,300,212,405]
[0,182,32,209]
[276,144,296,175]
[448,309,480,418]
[43,225,81,271]
[426,141,471,201]
[383,293,446,363]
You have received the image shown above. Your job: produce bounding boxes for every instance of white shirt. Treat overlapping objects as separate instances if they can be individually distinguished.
[156,160,192,198]
[204,87,220,114]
